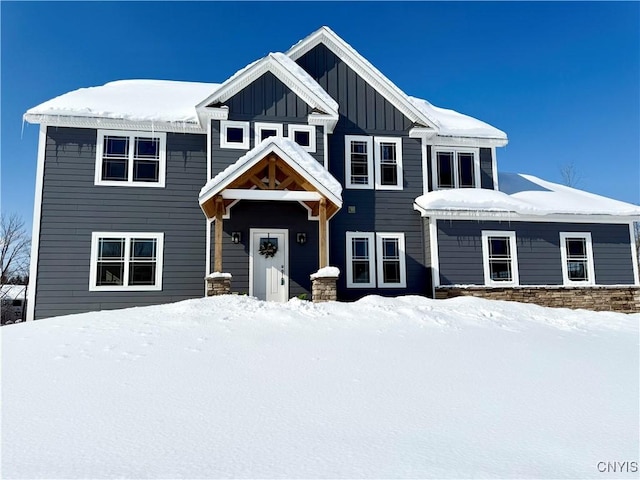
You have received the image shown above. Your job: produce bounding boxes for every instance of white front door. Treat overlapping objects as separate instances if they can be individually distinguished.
[250,229,288,302]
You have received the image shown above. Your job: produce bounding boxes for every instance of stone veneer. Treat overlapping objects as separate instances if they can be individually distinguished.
[311,277,338,302]
[435,286,640,313]
[206,277,232,296]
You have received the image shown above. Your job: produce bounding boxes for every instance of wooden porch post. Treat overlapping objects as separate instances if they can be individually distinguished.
[319,197,327,268]
[214,196,224,272]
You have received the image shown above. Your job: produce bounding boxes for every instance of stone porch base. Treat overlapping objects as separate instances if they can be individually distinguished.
[435,286,640,313]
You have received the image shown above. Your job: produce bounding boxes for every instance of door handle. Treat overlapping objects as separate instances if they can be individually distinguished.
[280,265,285,285]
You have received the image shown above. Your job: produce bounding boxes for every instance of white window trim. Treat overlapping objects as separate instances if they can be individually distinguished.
[254,122,283,146]
[345,232,376,288]
[481,230,519,286]
[345,135,374,189]
[89,232,164,292]
[559,232,596,286]
[376,232,407,288]
[220,120,250,149]
[431,146,480,190]
[374,137,403,190]
[95,130,166,187]
[287,124,316,152]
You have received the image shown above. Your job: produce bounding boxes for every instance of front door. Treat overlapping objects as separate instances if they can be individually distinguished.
[250,229,288,302]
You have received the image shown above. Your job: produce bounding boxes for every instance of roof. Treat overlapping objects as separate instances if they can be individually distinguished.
[199,137,343,207]
[24,28,506,142]
[414,172,640,218]
[24,79,218,127]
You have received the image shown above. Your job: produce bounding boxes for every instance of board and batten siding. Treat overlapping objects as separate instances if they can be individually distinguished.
[296,43,428,299]
[210,71,323,178]
[211,200,319,298]
[34,127,207,319]
[436,220,635,286]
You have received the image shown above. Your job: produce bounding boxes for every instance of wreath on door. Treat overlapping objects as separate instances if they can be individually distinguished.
[259,239,278,258]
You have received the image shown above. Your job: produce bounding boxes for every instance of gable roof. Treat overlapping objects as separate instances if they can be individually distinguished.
[199,137,342,208]
[196,52,339,117]
[414,172,640,219]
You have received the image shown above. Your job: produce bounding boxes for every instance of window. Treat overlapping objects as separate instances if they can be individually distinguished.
[89,232,164,291]
[288,124,316,152]
[374,137,403,190]
[481,231,519,286]
[346,232,406,288]
[559,232,595,285]
[432,147,479,189]
[254,122,283,145]
[220,121,250,149]
[345,135,373,189]
[376,233,407,288]
[95,130,166,187]
[346,136,403,189]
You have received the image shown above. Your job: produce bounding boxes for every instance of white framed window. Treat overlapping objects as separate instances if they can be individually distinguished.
[254,122,283,146]
[374,137,403,190]
[481,231,519,286]
[432,147,480,190]
[95,130,166,187]
[376,233,407,288]
[346,136,403,190]
[288,124,316,152]
[89,232,164,291]
[345,135,374,189]
[220,121,250,149]
[346,232,375,288]
[346,232,406,288]
[559,232,595,285]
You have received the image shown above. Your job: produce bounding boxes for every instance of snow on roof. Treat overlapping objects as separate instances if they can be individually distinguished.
[408,96,507,140]
[199,137,342,205]
[1,285,27,301]
[24,79,219,125]
[414,172,640,217]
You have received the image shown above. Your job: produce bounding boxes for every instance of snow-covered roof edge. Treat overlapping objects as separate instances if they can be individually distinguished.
[414,172,640,220]
[199,137,342,208]
[196,52,338,118]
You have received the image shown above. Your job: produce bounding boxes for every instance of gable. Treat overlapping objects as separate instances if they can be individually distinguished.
[296,43,412,133]
[226,71,311,120]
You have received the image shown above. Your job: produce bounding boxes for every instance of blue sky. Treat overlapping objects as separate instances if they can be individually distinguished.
[2,1,639,228]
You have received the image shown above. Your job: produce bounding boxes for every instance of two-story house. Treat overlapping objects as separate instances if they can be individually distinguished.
[24,27,640,320]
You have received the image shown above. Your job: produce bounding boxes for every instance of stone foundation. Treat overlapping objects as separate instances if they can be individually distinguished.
[311,277,338,303]
[206,277,232,296]
[435,286,640,313]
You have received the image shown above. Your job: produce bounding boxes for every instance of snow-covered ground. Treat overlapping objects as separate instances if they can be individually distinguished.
[2,295,638,479]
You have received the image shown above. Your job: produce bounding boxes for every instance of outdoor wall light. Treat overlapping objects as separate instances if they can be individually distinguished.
[231,232,241,244]
[296,232,307,245]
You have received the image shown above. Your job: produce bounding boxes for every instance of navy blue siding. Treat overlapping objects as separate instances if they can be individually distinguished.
[437,220,635,286]
[297,44,428,299]
[34,127,207,319]
[214,200,319,297]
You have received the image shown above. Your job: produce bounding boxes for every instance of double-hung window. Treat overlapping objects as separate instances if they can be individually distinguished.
[481,231,519,286]
[90,232,164,291]
[432,147,479,189]
[96,130,166,187]
[346,232,407,288]
[345,136,403,189]
[559,232,595,285]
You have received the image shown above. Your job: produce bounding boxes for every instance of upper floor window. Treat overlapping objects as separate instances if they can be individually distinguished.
[288,124,316,153]
[559,232,595,285]
[89,232,164,291]
[432,147,480,189]
[220,121,250,149]
[345,136,403,190]
[254,122,283,145]
[481,231,519,286]
[95,130,166,187]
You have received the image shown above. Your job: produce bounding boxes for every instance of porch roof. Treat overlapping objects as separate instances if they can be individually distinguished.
[199,137,343,213]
